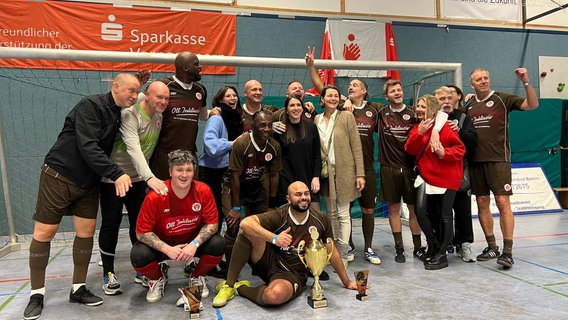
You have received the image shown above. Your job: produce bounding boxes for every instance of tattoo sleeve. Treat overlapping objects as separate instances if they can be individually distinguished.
[196,224,217,243]
[139,232,166,252]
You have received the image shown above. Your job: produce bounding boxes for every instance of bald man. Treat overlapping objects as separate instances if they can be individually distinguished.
[213,181,360,308]
[149,51,209,180]
[241,79,278,132]
[24,73,140,320]
[98,81,170,296]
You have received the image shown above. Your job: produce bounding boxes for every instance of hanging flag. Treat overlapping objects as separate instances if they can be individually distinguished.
[385,23,401,81]
[327,19,398,79]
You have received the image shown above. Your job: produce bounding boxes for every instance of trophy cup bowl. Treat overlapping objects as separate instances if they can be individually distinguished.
[354,269,369,301]
[297,230,334,309]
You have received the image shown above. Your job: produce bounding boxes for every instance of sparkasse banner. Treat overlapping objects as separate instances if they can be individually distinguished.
[0,0,236,74]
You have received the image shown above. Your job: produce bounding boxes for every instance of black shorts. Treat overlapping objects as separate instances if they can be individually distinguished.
[34,164,99,224]
[379,165,415,205]
[250,244,306,300]
[470,162,513,196]
[357,168,378,209]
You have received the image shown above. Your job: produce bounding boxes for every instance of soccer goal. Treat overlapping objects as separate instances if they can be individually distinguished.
[0,47,461,251]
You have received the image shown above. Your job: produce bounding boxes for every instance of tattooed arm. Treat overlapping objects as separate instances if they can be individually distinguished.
[137,231,183,261]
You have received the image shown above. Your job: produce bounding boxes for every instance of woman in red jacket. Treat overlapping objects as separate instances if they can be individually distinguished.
[405,94,465,270]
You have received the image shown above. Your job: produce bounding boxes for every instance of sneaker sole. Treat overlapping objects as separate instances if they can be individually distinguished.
[497,259,513,269]
[366,258,381,265]
[103,288,123,296]
[69,299,103,306]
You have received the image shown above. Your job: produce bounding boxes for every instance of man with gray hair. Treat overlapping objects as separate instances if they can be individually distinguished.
[466,67,538,268]
[434,86,477,263]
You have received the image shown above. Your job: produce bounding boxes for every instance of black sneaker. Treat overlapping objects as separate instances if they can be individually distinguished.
[497,252,515,269]
[477,246,500,261]
[395,247,406,263]
[23,294,44,320]
[69,285,103,306]
[413,247,427,262]
[183,260,197,278]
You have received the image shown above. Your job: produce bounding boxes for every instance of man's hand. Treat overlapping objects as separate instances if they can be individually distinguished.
[447,120,460,132]
[210,106,222,117]
[356,177,365,191]
[136,69,151,85]
[272,121,287,134]
[274,227,292,247]
[147,177,168,196]
[514,67,529,83]
[226,209,241,229]
[177,242,197,263]
[304,101,315,113]
[115,174,132,197]
[305,47,316,68]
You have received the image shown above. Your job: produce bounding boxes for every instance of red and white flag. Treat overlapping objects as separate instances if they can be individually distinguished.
[307,19,400,95]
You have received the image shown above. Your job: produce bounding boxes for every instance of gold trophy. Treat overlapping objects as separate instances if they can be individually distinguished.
[298,229,334,309]
[354,270,369,301]
[179,280,203,319]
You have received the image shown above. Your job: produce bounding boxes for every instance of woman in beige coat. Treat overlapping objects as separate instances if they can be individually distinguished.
[315,85,365,269]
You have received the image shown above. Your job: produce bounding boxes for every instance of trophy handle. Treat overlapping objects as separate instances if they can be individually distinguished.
[297,240,307,267]
[325,237,334,262]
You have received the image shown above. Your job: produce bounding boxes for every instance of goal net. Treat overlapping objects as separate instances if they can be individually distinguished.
[0,47,461,250]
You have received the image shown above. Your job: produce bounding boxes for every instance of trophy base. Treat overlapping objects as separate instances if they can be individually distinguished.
[356,294,368,301]
[189,312,200,319]
[308,296,328,309]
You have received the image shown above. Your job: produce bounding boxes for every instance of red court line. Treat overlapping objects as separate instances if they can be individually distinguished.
[0,274,71,284]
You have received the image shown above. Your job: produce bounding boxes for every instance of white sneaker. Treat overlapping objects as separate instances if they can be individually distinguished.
[364,248,382,265]
[347,248,355,262]
[146,277,165,303]
[461,242,476,262]
[102,272,122,296]
[191,276,209,299]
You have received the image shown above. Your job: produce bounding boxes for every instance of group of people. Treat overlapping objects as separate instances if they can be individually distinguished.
[23,48,538,319]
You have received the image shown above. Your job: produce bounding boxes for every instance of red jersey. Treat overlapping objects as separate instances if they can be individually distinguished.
[136,180,218,245]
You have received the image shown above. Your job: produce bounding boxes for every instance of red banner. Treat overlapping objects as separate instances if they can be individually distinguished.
[0,0,236,74]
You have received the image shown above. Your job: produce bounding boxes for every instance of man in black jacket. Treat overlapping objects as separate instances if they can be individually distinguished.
[435,86,477,262]
[23,73,140,320]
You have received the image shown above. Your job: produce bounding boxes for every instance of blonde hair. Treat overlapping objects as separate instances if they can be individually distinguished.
[417,94,439,118]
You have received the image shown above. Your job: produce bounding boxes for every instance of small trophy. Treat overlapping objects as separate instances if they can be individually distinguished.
[179,280,203,319]
[298,228,334,309]
[354,270,369,301]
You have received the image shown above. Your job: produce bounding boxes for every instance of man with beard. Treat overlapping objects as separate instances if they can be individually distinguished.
[212,181,361,308]
[434,86,477,263]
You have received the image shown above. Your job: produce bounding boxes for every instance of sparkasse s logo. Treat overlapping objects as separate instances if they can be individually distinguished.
[101,14,122,41]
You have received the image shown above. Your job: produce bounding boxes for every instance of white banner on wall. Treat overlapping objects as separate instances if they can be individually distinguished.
[471,163,562,216]
[441,0,521,22]
[538,56,568,99]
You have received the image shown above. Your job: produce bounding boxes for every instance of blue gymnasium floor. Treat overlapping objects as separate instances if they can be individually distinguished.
[1,212,568,320]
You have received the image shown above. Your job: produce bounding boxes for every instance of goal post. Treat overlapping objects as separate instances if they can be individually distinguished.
[0,47,462,249]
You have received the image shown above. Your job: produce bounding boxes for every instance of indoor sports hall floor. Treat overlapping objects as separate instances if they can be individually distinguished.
[1,212,568,320]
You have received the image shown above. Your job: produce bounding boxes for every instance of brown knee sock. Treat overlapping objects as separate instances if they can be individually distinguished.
[503,239,513,255]
[362,214,375,250]
[224,234,235,267]
[393,232,403,250]
[226,233,252,286]
[238,284,267,306]
[485,235,498,250]
[412,234,422,250]
[72,236,93,284]
[29,239,50,290]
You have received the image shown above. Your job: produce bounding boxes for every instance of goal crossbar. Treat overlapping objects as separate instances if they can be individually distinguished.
[0,47,462,89]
